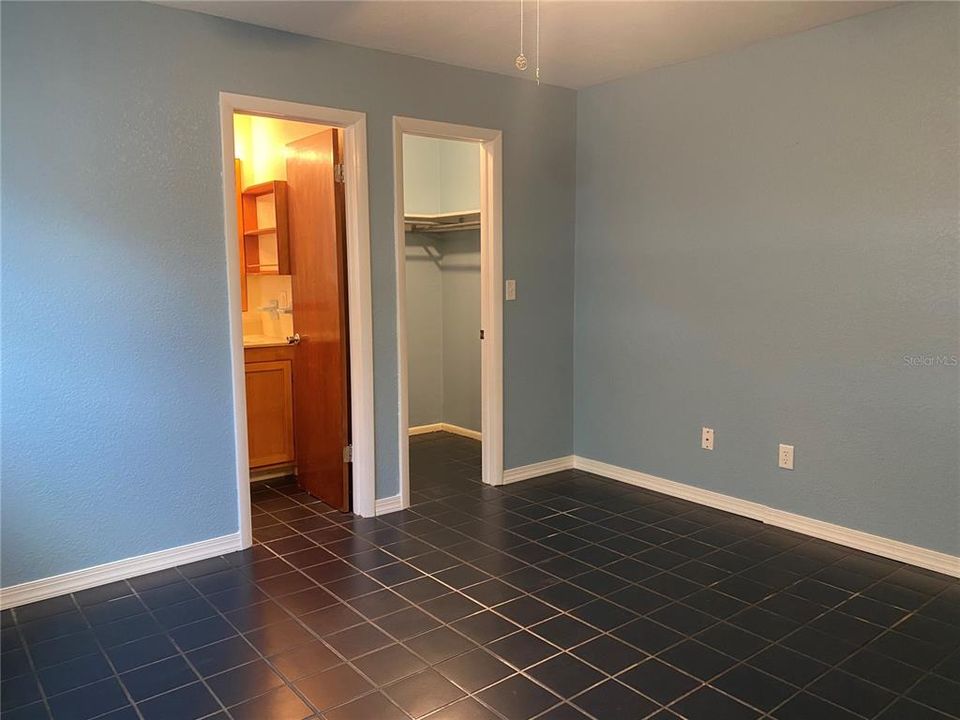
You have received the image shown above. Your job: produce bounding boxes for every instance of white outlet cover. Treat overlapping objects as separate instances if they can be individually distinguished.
[701,427,714,450]
[779,443,795,470]
[505,279,516,301]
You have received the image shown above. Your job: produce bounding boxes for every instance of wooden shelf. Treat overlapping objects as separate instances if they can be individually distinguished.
[241,180,289,275]
[243,181,283,197]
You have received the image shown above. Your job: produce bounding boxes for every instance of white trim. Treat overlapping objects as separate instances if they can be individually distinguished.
[393,117,504,509]
[219,93,377,527]
[440,423,482,441]
[502,456,575,485]
[375,494,404,516]
[409,423,444,436]
[574,456,960,579]
[0,533,242,610]
[409,423,482,441]
[480,132,504,489]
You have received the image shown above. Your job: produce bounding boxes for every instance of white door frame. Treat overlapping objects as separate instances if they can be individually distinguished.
[219,92,377,548]
[393,116,504,510]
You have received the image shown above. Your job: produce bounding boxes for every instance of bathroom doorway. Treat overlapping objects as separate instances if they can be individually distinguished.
[220,94,376,548]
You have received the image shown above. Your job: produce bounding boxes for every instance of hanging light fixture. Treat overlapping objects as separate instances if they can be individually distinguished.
[514,0,541,83]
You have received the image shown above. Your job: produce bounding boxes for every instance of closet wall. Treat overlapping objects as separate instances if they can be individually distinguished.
[406,234,445,425]
[404,136,482,433]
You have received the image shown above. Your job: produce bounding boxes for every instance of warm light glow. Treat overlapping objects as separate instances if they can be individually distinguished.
[232,113,330,186]
[282,148,332,164]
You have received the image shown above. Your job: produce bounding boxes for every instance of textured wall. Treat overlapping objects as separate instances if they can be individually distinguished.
[1,2,576,585]
[575,3,960,554]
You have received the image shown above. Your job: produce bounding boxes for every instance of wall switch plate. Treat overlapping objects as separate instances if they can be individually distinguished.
[779,444,795,470]
[505,279,517,301]
[701,427,714,450]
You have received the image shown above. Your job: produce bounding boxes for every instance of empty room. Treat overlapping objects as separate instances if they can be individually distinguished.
[1,2,957,720]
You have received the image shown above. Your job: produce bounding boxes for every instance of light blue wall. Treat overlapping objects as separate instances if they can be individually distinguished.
[441,232,482,432]
[402,135,481,216]
[405,235,444,426]
[402,136,442,216]
[404,230,482,433]
[437,141,482,215]
[575,3,960,554]
[1,1,576,586]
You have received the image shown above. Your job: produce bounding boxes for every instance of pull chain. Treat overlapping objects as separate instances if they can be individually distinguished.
[535,0,540,85]
[515,0,527,71]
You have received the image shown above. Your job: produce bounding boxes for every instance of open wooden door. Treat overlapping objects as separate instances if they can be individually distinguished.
[286,129,351,511]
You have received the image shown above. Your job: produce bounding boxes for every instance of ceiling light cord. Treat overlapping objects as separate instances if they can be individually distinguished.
[536,0,540,85]
[515,0,527,71]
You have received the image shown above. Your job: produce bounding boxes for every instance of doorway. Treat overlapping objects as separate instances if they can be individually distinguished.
[219,94,376,549]
[393,117,503,510]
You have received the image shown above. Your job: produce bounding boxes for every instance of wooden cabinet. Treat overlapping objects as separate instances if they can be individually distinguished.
[245,346,295,469]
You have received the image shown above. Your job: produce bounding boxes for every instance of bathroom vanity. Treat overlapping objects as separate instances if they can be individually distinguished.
[244,343,296,471]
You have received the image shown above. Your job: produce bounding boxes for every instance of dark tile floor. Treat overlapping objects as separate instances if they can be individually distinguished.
[3,431,959,720]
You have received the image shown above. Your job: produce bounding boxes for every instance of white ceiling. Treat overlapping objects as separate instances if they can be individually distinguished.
[170,1,896,89]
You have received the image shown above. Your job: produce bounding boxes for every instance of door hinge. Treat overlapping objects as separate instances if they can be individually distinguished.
[480,329,485,340]
[343,444,353,463]
[334,163,345,184]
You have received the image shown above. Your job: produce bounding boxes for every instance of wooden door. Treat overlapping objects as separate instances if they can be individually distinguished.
[245,360,295,468]
[286,130,351,511]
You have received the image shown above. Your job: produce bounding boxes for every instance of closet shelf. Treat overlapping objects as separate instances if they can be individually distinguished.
[405,210,480,234]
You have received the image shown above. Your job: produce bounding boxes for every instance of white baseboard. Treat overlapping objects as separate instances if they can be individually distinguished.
[409,423,482,441]
[0,532,243,610]
[502,455,576,485]
[574,456,960,579]
[9,459,952,611]
[376,494,404,516]
[442,423,482,441]
[409,423,444,436]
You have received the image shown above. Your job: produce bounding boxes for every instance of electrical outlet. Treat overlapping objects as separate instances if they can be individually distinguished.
[779,444,795,470]
[701,427,714,450]
[505,279,517,301]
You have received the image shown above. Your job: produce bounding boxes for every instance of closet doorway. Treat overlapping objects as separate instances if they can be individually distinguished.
[393,117,503,510]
